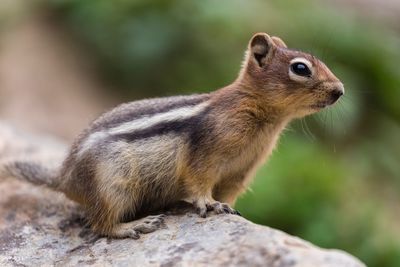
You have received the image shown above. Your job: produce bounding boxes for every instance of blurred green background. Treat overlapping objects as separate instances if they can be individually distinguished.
[1,0,399,266]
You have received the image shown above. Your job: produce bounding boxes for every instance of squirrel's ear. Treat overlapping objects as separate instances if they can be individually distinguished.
[249,33,275,67]
[271,36,287,48]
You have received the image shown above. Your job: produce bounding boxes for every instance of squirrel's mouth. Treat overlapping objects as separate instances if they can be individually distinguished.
[310,102,329,110]
[310,96,341,110]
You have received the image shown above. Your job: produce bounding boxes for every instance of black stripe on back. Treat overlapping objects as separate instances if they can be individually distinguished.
[109,106,212,144]
[92,94,210,132]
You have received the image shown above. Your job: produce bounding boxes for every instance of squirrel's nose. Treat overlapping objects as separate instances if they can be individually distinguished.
[330,83,344,103]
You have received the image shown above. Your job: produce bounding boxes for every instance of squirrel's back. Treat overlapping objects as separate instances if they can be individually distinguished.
[2,32,344,238]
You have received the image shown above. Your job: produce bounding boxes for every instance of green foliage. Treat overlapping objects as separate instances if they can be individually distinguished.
[47,1,400,266]
[237,131,400,266]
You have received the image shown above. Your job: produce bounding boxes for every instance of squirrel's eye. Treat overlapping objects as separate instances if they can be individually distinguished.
[290,62,311,77]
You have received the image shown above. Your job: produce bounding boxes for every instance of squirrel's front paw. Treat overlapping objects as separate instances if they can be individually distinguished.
[207,202,241,216]
[193,200,208,218]
[189,197,241,217]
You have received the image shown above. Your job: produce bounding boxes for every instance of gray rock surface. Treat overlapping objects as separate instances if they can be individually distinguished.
[0,123,366,267]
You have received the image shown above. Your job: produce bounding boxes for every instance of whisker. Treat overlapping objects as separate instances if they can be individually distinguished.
[330,108,334,134]
[304,117,316,141]
[299,119,308,139]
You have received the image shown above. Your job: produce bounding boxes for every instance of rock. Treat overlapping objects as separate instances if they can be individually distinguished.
[0,123,365,267]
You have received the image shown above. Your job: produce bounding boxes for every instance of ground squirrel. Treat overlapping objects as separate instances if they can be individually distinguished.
[1,33,344,238]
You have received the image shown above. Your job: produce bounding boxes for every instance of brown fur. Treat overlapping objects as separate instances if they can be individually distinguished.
[3,33,344,238]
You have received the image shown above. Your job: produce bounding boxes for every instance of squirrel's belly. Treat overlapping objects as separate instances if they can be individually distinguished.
[93,134,186,207]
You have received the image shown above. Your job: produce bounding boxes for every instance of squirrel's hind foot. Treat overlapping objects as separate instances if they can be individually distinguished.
[109,214,166,239]
[133,214,166,234]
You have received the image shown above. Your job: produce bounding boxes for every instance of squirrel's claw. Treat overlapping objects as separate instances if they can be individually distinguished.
[209,202,240,216]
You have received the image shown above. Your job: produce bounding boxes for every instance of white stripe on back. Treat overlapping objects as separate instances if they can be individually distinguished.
[107,101,209,135]
[77,101,209,158]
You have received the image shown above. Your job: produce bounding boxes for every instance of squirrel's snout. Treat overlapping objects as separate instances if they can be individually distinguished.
[329,83,344,104]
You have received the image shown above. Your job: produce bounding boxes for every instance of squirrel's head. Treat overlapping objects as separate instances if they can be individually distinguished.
[240,32,344,118]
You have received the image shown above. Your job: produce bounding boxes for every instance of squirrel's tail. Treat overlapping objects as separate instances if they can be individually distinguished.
[0,160,63,190]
